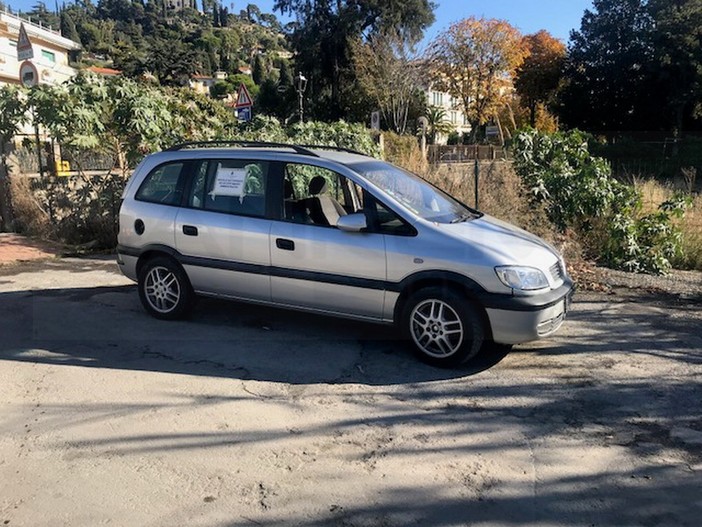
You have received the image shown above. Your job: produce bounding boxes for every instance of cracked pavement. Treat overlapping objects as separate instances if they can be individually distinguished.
[1,257,701,526]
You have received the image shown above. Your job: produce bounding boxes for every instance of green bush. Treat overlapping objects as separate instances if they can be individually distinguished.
[604,197,690,273]
[382,132,419,162]
[513,129,690,274]
[230,116,382,158]
[446,131,460,145]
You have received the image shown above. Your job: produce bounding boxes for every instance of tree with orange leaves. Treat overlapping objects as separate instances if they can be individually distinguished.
[515,30,566,128]
[428,17,526,142]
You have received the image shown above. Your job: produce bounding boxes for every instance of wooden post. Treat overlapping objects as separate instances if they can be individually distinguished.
[33,114,44,178]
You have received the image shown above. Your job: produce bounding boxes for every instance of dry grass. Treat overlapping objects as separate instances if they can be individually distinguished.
[9,174,53,238]
[632,178,702,271]
[10,173,123,248]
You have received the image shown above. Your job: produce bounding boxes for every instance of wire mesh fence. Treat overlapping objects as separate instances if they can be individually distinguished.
[12,138,119,176]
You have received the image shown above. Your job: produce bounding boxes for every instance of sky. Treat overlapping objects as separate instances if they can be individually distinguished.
[425,0,595,44]
[7,0,595,45]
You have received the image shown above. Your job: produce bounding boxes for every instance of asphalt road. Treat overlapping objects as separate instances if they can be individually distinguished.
[1,257,701,526]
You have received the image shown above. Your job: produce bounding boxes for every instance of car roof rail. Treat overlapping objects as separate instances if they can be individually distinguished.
[299,144,367,156]
[165,140,320,157]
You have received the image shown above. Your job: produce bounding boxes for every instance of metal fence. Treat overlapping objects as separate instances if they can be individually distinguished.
[428,144,507,164]
[61,148,117,172]
[12,142,118,176]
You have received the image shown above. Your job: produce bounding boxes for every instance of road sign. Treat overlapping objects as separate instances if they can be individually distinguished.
[237,106,252,122]
[370,111,380,131]
[235,83,253,109]
[19,61,38,87]
[17,23,34,61]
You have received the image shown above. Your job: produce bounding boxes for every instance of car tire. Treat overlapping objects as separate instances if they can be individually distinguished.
[138,256,194,320]
[401,287,484,368]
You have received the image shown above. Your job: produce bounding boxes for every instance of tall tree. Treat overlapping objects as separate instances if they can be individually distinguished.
[559,0,660,131]
[351,34,422,134]
[60,10,82,43]
[429,17,526,141]
[274,0,435,121]
[149,39,199,86]
[252,53,266,85]
[514,30,566,128]
[649,0,702,136]
[0,86,27,231]
[246,3,261,23]
[26,2,60,28]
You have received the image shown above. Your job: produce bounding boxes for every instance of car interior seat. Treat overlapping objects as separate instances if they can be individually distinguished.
[306,176,347,226]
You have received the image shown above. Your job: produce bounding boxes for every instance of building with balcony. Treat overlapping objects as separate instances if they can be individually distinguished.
[0,8,81,87]
[425,86,472,144]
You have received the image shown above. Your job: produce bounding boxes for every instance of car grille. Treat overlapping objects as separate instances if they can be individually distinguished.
[549,261,564,283]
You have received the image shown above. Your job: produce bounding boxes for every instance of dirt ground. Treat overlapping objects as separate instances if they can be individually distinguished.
[0,233,62,265]
[0,256,700,526]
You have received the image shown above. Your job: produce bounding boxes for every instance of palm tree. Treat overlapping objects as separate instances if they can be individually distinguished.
[424,105,454,145]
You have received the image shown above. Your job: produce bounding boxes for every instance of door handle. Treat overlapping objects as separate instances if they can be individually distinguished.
[182,225,198,236]
[276,238,295,251]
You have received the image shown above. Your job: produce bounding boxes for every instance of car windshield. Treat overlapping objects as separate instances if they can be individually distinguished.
[351,161,480,223]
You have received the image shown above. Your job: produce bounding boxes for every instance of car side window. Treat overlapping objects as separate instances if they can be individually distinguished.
[365,191,416,236]
[135,162,185,206]
[282,163,360,227]
[187,159,269,218]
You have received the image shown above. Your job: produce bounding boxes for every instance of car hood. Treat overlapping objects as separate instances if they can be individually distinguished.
[435,214,560,269]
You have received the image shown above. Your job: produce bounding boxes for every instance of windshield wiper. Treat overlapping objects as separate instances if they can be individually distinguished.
[450,213,473,223]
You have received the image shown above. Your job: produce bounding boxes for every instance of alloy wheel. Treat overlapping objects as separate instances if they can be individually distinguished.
[410,299,465,358]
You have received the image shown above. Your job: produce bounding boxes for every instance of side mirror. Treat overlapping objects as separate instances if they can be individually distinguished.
[336,212,367,233]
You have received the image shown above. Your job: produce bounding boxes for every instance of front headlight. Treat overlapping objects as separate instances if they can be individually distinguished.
[495,266,549,291]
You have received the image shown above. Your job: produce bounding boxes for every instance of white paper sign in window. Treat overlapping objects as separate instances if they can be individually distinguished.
[210,166,247,199]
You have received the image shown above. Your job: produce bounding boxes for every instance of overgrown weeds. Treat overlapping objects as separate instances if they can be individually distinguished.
[11,172,124,248]
[634,178,702,271]
[512,129,692,275]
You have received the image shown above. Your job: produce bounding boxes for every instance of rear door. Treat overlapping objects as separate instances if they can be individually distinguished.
[174,158,274,301]
[120,160,186,251]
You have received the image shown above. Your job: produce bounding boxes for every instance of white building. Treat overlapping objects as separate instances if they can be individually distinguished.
[425,86,472,143]
[0,9,81,87]
[166,0,196,11]
[189,74,216,95]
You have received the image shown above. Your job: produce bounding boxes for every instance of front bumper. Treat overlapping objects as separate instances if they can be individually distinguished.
[484,281,575,345]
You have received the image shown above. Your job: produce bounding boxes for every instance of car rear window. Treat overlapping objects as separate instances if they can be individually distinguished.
[135,162,185,206]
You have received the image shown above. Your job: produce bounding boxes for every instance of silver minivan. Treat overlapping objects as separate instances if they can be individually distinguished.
[117,142,574,367]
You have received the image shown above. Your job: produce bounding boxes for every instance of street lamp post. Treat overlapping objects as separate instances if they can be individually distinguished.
[295,72,307,123]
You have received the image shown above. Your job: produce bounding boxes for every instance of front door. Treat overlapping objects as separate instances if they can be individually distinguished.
[269,162,387,319]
